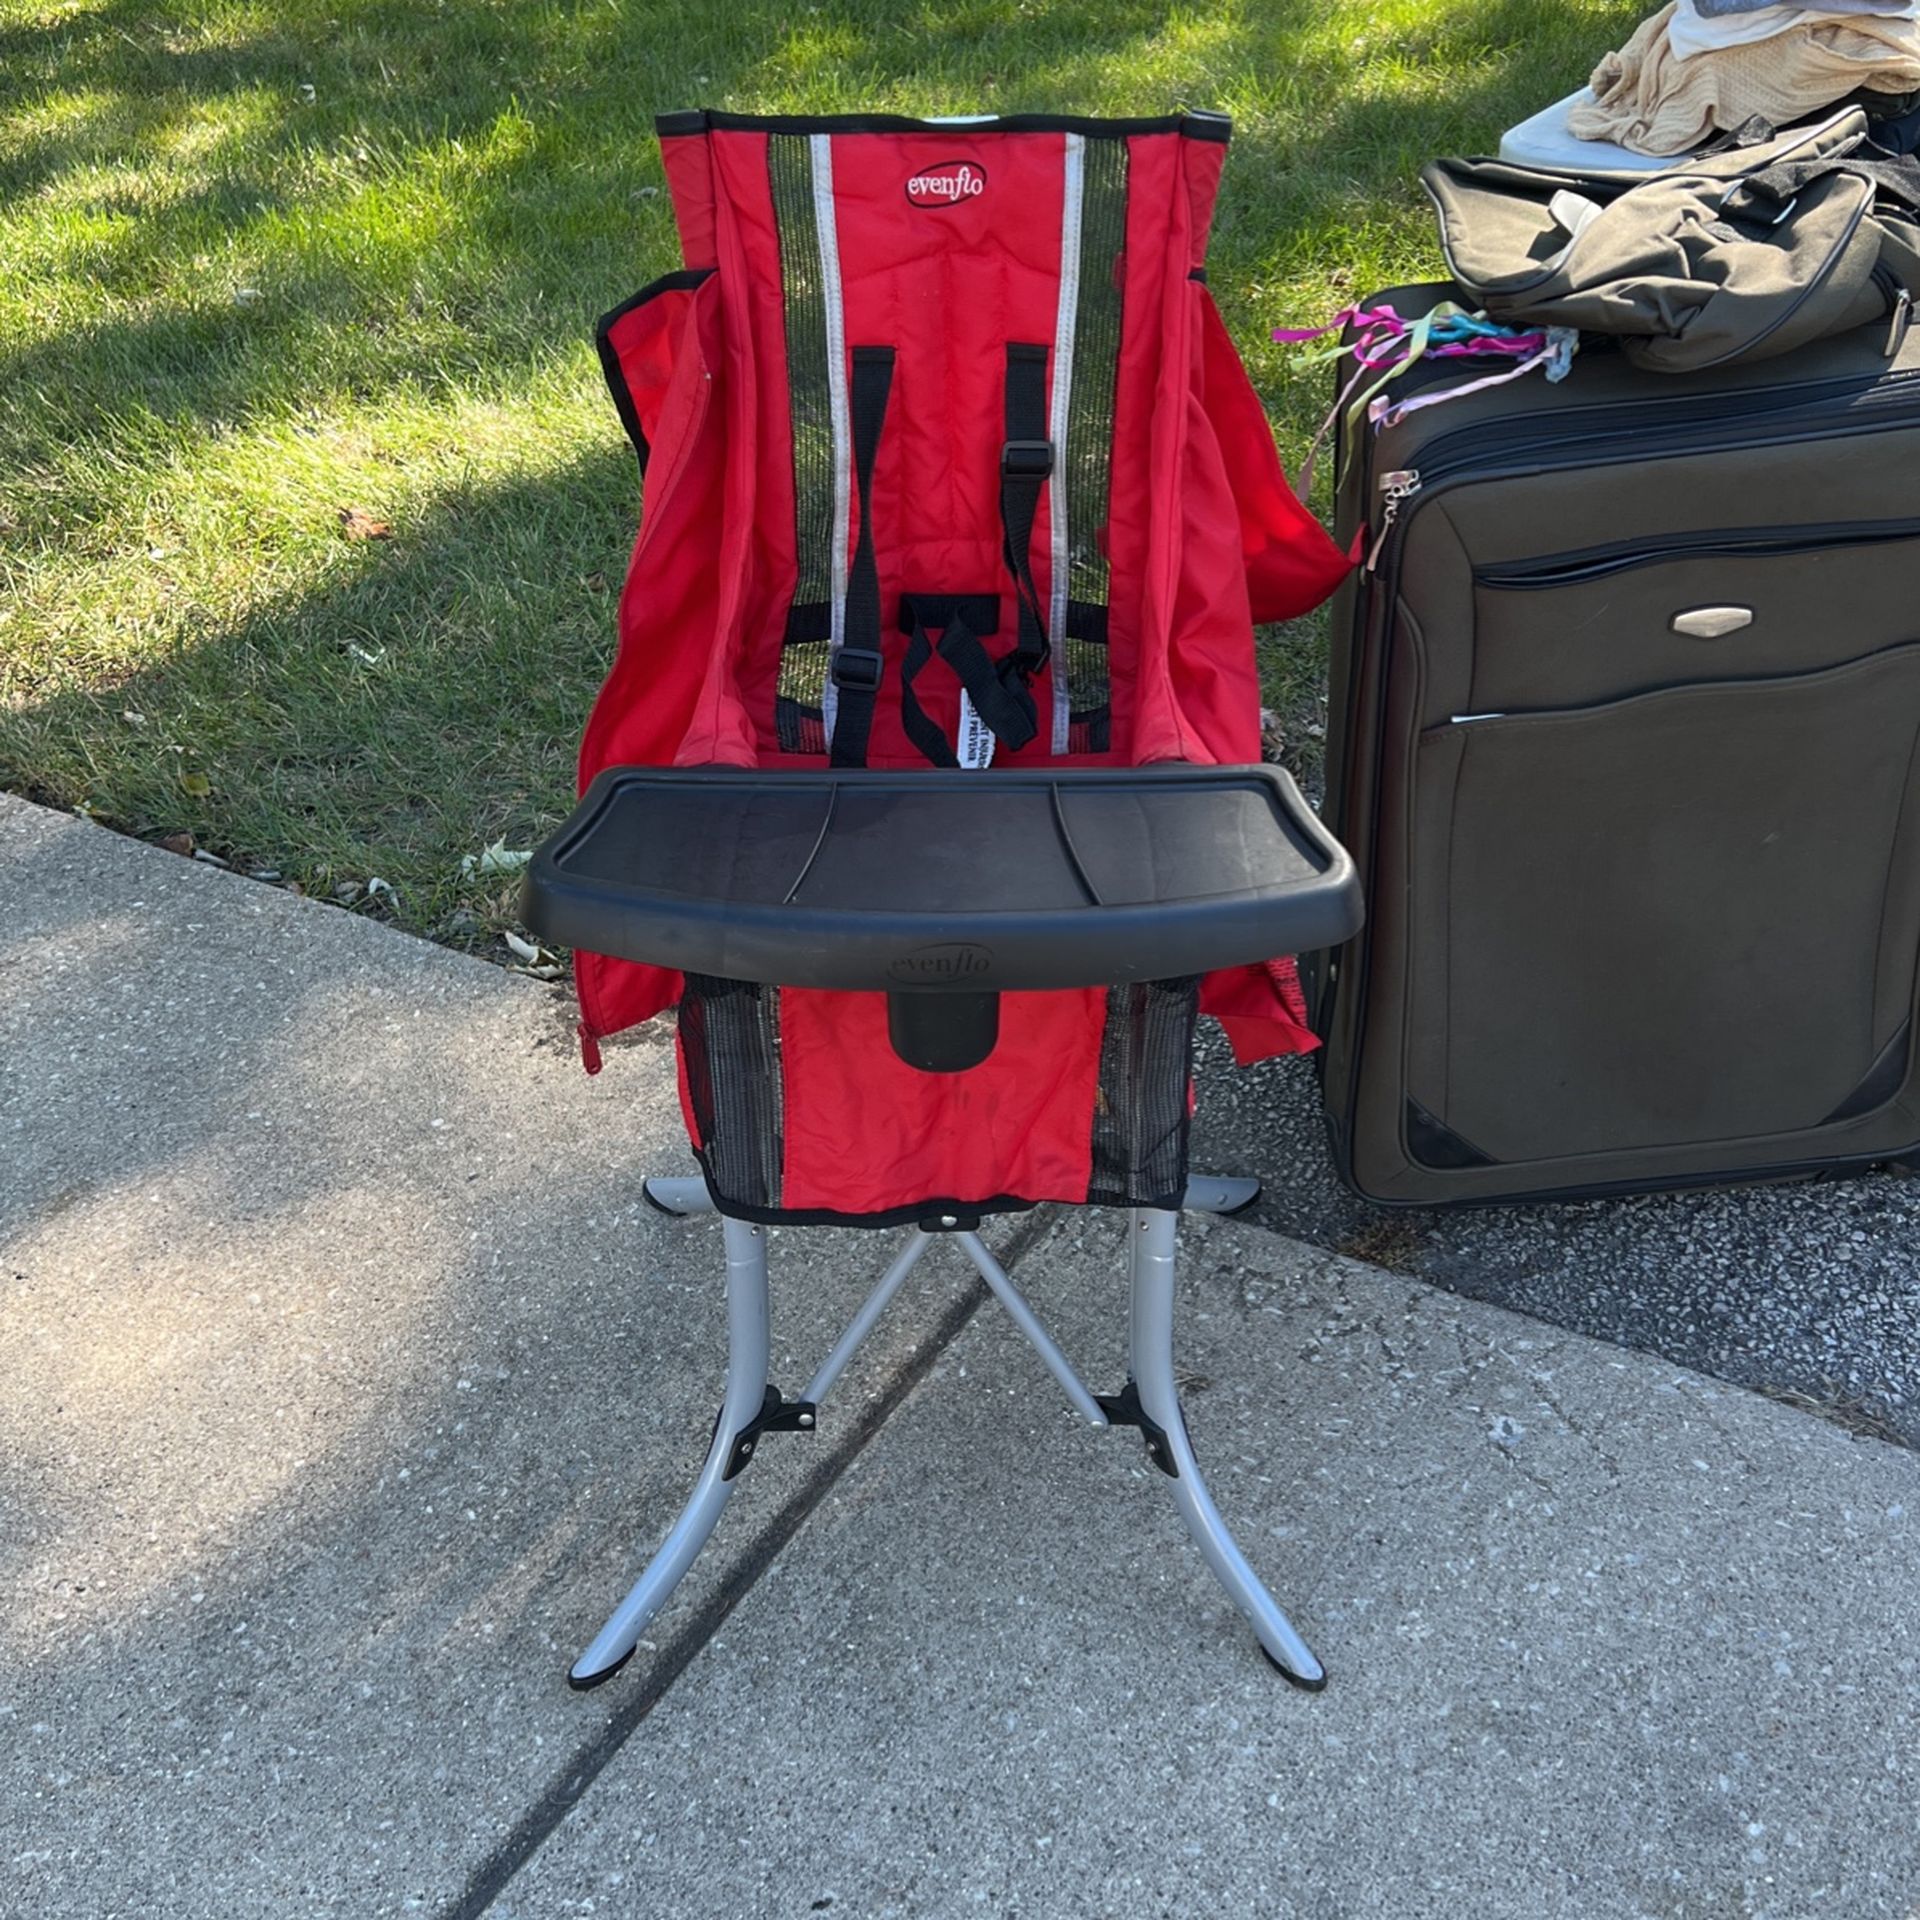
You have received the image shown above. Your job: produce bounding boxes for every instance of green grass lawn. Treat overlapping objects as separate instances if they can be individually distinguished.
[1,0,1641,949]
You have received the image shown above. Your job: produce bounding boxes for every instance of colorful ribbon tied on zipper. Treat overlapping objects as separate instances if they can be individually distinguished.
[1272,302,1577,502]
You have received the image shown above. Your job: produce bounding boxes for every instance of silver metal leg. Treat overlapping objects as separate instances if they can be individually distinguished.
[1181,1174,1261,1216]
[569,1216,770,1688]
[578,1173,1320,1691]
[801,1231,935,1405]
[1126,1207,1326,1690]
[954,1231,1109,1426]
[643,1175,715,1217]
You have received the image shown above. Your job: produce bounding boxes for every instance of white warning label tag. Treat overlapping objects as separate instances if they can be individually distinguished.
[957,690,996,769]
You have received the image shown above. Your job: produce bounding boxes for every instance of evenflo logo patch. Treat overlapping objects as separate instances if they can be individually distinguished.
[905,161,986,208]
[887,942,994,984]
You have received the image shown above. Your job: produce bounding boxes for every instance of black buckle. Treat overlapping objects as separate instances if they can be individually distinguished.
[829,646,884,692]
[1001,438,1054,480]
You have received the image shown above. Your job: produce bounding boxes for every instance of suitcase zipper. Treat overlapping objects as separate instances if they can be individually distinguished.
[1365,469,1422,570]
[1442,635,1920,727]
[1888,285,1914,359]
[1397,364,1920,499]
[1352,382,1920,834]
[1476,514,1920,588]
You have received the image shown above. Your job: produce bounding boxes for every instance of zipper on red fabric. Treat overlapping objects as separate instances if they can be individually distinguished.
[577,1021,604,1075]
[573,951,607,1074]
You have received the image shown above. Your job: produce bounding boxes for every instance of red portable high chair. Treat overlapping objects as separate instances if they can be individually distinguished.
[524,108,1362,1691]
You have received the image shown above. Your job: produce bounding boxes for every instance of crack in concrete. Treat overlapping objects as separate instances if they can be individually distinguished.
[437,1214,1052,1920]
[1673,1377,1765,1479]
[1492,1445,1559,1500]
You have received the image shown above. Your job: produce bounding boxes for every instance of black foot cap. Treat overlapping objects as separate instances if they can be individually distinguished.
[1260,1644,1328,1693]
[641,1181,687,1218]
[567,1645,637,1692]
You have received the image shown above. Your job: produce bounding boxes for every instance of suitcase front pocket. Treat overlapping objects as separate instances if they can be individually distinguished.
[1408,643,1920,1166]
[1467,520,1920,714]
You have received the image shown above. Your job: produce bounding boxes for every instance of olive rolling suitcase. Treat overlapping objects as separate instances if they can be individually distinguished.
[1314,283,1920,1205]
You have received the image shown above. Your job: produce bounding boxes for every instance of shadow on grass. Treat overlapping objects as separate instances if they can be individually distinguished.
[1,0,1635,470]
[0,441,638,921]
[1213,0,1644,276]
[2,0,1265,466]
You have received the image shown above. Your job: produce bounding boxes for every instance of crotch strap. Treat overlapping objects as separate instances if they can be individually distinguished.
[898,594,1038,768]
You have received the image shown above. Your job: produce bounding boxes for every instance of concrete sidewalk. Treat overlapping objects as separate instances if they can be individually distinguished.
[1195,1039,1920,1447]
[505,1210,1920,1920]
[4,793,1917,1919]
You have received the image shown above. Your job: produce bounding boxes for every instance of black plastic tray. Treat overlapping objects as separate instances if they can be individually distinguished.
[523,764,1362,992]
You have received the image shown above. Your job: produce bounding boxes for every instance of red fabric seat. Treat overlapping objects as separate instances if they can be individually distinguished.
[570,109,1351,1222]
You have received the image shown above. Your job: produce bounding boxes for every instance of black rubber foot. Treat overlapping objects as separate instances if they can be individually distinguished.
[567,1645,636,1692]
[1260,1644,1327,1692]
[641,1180,687,1218]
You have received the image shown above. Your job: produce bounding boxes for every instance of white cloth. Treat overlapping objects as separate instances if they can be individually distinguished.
[1671,0,1920,61]
[1499,89,1688,170]
[1571,1,1920,153]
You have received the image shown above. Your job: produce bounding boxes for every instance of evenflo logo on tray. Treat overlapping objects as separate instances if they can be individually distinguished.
[905,161,986,207]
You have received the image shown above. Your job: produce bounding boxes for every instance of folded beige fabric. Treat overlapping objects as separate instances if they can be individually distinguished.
[1569,0,1920,153]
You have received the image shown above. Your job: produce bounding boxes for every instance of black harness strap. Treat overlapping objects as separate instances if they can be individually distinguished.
[829,346,895,769]
[890,345,1054,768]
[831,344,1056,768]
[897,593,1037,767]
[1001,343,1054,688]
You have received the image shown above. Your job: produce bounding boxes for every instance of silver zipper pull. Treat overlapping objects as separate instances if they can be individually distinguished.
[1888,286,1912,359]
[1366,469,1421,571]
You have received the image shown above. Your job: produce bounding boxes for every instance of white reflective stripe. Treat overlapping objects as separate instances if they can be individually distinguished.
[811,131,852,742]
[1047,132,1084,756]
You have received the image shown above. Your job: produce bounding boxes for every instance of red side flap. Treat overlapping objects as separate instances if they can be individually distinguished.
[573,267,730,1055]
[1200,957,1319,1065]
[1196,288,1353,623]
[595,267,717,475]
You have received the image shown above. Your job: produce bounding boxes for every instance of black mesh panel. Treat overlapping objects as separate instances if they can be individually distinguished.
[1062,135,1128,747]
[1087,976,1200,1207]
[768,135,835,743]
[678,975,784,1210]
[774,696,829,756]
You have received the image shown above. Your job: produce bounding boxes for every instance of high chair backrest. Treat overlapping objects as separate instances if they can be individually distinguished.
[587,111,1346,776]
